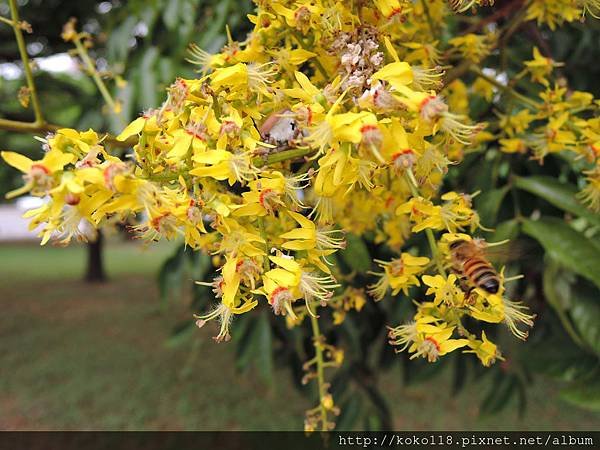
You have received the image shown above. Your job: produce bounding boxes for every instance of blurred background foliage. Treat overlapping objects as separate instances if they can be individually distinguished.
[1,0,600,430]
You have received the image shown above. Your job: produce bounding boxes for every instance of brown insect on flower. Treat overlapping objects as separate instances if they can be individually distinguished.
[258,109,304,152]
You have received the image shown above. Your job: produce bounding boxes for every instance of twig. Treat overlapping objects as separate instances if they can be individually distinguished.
[71,32,122,122]
[8,0,44,125]
[309,314,329,432]
[470,66,540,109]
[464,0,524,35]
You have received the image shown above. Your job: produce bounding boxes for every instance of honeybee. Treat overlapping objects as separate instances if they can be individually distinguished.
[447,0,493,13]
[449,238,500,294]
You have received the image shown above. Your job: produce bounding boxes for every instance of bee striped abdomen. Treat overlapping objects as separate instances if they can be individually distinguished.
[448,0,461,10]
[462,258,499,294]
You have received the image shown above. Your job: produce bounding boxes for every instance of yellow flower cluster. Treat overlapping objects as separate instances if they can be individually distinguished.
[527,0,600,29]
[493,46,600,211]
[7,0,598,430]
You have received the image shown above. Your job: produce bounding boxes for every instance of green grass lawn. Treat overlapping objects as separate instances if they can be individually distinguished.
[0,238,174,281]
[0,242,599,430]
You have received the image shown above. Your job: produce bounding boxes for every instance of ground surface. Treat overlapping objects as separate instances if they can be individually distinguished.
[0,241,599,430]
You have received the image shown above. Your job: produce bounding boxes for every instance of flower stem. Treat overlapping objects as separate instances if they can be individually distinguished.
[253,147,316,167]
[8,0,44,125]
[71,33,122,122]
[405,169,447,277]
[309,313,329,432]
[0,15,15,27]
[257,217,271,272]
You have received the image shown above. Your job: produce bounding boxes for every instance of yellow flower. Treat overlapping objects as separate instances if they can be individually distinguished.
[190,149,259,185]
[271,1,324,34]
[468,290,505,323]
[281,211,344,249]
[233,171,307,217]
[374,0,405,19]
[579,167,600,211]
[49,128,102,157]
[371,61,414,92]
[448,33,493,63]
[307,100,378,151]
[215,218,266,258]
[24,189,112,245]
[194,300,258,343]
[523,47,563,86]
[422,274,466,307]
[368,253,430,300]
[269,48,317,73]
[210,62,277,98]
[472,77,495,102]
[255,258,303,317]
[397,193,480,233]
[499,138,527,154]
[284,71,327,111]
[526,0,581,30]
[465,331,502,367]
[2,149,75,199]
[167,106,220,160]
[388,318,469,362]
[499,109,536,136]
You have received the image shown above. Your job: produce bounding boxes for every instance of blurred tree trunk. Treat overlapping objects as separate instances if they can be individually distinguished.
[85,230,106,282]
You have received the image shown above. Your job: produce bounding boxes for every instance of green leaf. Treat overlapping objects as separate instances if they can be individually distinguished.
[489,219,520,242]
[336,395,362,431]
[256,313,273,384]
[162,0,180,30]
[157,245,186,310]
[523,218,600,289]
[165,320,196,349]
[339,234,371,272]
[361,382,392,430]
[233,313,273,384]
[107,16,137,62]
[480,372,517,416]
[543,258,574,312]
[234,316,257,372]
[139,47,159,110]
[475,186,509,228]
[188,251,212,280]
[198,0,231,51]
[514,176,600,227]
[522,337,598,382]
[560,376,600,412]
[451,352,468,395]
[570,284,600,355]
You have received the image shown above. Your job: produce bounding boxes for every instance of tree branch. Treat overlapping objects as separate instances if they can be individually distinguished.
[463,0,525,35]
[0,118,136,149]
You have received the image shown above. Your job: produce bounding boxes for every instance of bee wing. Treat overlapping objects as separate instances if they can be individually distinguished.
[484,239,534,266]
